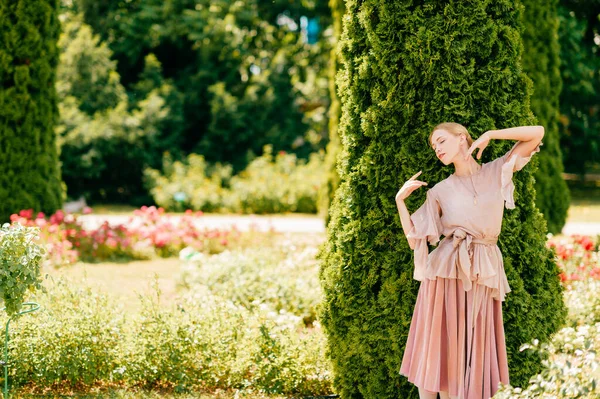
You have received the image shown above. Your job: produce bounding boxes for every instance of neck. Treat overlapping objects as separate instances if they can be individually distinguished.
[453,156,481,177]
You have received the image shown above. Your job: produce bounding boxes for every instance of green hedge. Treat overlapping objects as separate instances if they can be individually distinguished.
[318,1,566,398]
[521,0,570,234]
[145,146,325,214]
[0,0,63,221]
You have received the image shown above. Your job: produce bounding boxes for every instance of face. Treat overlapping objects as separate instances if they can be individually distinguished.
[430,129,465,165]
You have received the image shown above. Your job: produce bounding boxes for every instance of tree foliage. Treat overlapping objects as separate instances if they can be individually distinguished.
[56,13,183,204]
[0,0,63,221]
[557,1,600,174]
[319,0,345,224]
[319,1,566,397]
[521,0,569,233]
[68,0,331,171]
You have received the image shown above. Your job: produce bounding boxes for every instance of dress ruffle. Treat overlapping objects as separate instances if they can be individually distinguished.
[501,141,542,209]
[406,190,442,281]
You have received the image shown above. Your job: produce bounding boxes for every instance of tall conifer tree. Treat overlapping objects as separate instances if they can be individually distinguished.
[320,0,345,224]
[522,0,569,234]
[318,1,566,397]
[0,0,63,220]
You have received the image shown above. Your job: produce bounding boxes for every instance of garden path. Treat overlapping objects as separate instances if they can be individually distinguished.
[78,214,600,236]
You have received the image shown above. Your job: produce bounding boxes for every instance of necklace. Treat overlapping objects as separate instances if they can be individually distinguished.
[453,164,481,205]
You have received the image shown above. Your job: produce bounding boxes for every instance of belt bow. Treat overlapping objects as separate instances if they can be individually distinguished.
[451,229,498,293]
[450,228,499,329]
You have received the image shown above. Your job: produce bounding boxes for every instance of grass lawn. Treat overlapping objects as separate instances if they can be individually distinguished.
[568,202,600,223]
[49,257,182,311]
[566,183,600,223]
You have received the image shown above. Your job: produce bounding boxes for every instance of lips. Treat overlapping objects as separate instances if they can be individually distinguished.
[438,153,445,160]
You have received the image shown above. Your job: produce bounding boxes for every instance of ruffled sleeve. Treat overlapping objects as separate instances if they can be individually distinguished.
[500,141,543,209]
[406,189,443,280]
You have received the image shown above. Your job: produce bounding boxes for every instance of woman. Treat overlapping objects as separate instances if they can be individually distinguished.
[396,123,544,399]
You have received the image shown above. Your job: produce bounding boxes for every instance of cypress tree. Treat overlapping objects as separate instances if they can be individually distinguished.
[318,1,566,398]
[521,0,570,234]
[319,0,345,224]
[0,0,63,220]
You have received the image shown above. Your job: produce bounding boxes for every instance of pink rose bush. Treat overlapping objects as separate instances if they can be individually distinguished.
[10,206,241,267]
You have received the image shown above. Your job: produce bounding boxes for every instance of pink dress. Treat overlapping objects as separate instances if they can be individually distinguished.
[399,141,542,399]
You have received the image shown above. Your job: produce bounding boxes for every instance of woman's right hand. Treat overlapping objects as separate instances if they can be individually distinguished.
[395,171,428,202]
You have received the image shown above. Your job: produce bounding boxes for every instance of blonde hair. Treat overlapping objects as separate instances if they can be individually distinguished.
[429,122,473,148]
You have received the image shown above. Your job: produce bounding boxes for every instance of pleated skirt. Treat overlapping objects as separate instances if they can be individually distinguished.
[399,277,510,399]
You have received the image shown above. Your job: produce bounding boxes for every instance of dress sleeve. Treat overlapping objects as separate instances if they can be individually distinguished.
[500,141,543,209]
[406,189,443,280]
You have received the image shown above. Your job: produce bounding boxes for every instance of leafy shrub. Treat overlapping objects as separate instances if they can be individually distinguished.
[8,277,332,396]
[494,235,600,398]
[495,279,600,398]
[229,146,325,214]
[0,223,45,315]
[178,240,322,326]
[8,279,125,386]
[143,154,233,213]
[145,146,325,214]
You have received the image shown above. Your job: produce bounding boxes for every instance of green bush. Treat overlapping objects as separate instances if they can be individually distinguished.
[8,275,332,396]
[144,154,233,213]
[0,0,63,221]
[230,146,325,214]
[9,279,125,386]
[145,146,325,214]
[0,224,45,315]
[318,1,566,398]
[178,242,322,326]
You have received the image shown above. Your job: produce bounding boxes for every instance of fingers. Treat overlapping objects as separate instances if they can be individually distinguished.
[409,170,422,180]
[407,181,428,192]
[465,144,475,160]
[477,148,483,159]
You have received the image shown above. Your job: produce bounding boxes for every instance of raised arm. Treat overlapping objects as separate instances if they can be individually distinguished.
[465,125,544,172]
[484,125,544,160]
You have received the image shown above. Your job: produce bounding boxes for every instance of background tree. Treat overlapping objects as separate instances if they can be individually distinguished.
[68,0,330,167]
[56,13,182,204]
[57,0,332,203]
[319,0,345,223]
[557,1,600,175]
[0,0,63,221]
[318,1,566,397]
[521,0,570,234]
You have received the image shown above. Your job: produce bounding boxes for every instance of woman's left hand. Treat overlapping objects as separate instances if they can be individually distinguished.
[465,132,492,160]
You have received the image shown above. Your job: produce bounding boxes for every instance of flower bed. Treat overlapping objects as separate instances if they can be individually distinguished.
[10,206,243,267]
[495,234,600,398]
[547,234,599,282]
